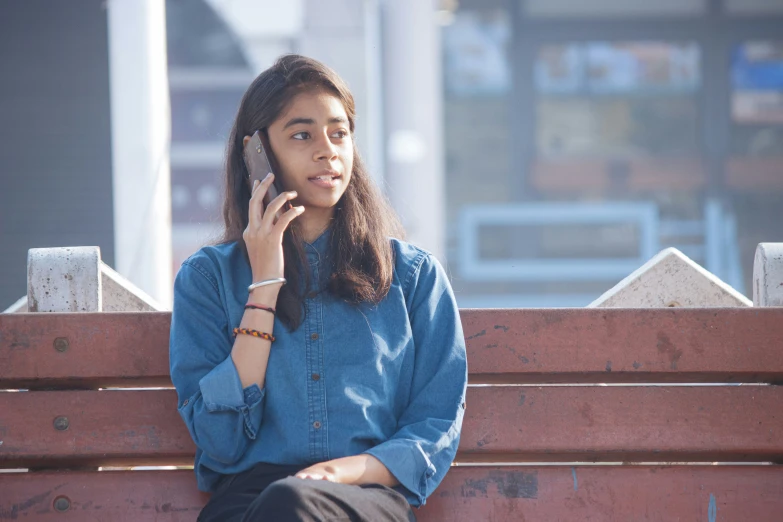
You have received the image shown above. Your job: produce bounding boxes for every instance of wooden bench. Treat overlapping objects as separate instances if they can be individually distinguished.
[2,307,783,520]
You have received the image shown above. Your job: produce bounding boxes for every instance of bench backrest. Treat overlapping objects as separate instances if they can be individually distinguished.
[2,308,782,520]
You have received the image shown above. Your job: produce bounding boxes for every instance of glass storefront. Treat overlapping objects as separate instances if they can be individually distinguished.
[442,0,783,307]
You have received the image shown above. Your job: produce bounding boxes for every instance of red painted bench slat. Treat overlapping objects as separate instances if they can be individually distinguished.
[0,312,172,389]
[461,307,783,384]
[0,390,194,468]
[3,386,781,468]
[2,466,781,521]
[3,309,783,388]
[459,385,783,462]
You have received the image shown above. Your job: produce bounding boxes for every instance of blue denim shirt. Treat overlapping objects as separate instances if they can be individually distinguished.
[169,229,467,506]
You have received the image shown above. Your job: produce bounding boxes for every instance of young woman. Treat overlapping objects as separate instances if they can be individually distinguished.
[169,54,467,522]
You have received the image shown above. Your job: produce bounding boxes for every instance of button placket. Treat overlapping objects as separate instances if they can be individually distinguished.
[306,262,327,462]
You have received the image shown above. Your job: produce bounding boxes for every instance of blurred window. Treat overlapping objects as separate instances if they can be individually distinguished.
[166,0,251,276]
[523,0,706,18]
[171,168,223,225]
[443,10,511,97]
[731,41,783,128]
[442,7,514,285]
[535,42,701,160]
[724,0,783,15]
[166,0,247,67]
[442,8,513,208]
[171,88,246,142]
[727,40,783,191]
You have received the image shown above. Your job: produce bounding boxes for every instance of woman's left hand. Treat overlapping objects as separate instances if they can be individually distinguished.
[295,462,340,482]
[294,455,398,487]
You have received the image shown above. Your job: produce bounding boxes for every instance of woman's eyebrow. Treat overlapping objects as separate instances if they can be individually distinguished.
[283,116,347,129]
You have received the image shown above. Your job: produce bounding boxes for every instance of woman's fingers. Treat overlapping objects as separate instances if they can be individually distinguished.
[271,204,305,236]
[295,472,335,482]
[247,173,274,229]
[262,190,299,229]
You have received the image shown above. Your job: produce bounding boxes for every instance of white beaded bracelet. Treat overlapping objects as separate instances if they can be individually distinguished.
[248,278,287,292]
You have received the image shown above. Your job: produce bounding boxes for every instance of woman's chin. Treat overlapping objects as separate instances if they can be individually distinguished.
[299,197,342,213]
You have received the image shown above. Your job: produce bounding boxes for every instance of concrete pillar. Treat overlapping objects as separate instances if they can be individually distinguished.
[107,0,172,307]
[383,0,445,261]
[27,247,102,312]
[753,243,783,306]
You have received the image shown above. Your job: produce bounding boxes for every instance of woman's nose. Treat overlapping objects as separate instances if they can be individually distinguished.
[313,133,338,161]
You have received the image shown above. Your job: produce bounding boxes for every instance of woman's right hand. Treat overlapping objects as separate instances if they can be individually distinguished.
[243,173,305,283]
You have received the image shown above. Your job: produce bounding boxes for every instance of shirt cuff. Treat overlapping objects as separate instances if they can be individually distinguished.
[199,356,264,412]
[364,440,437,506]
[243,383,264,405]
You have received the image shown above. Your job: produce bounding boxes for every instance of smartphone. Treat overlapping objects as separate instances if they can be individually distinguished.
[243,130,292,218]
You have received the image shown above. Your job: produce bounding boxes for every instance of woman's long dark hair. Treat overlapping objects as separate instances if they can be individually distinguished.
[218,54,405,330]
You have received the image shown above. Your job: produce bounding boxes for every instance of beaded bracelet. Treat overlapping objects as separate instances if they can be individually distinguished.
[233,327,275,342]
[245,303,276,315]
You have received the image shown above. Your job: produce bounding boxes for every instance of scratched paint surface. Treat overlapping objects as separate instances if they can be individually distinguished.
[2,467,779,521]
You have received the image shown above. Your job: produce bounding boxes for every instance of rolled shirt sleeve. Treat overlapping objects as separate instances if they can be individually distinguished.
[170,260,266,465]
[365,252,468,506]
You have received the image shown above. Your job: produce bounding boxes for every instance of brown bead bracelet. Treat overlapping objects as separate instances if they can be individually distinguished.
[233,327,275,342]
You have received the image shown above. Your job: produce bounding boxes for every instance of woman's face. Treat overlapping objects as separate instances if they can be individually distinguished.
[266,89,354,213]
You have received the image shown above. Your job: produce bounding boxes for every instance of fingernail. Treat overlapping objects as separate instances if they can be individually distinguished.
[253,179,259,186]
[263,172,272,182]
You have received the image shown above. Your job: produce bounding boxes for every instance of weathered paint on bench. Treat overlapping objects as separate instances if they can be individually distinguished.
[2,466,782,521]
[2,309,782,520]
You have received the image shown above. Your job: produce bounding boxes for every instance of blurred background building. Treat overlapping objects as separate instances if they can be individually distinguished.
[2,0,782,309]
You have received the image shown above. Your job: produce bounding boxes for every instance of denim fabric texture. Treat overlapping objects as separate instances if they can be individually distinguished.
[169,229,468,506]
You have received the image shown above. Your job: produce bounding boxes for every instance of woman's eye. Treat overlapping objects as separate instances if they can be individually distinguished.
[292,132,310,140]
[332,130,348,139]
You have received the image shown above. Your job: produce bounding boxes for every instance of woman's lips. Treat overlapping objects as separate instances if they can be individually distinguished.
[308,172,341,189]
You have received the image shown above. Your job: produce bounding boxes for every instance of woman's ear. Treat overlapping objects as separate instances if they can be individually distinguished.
[242,135,252,147]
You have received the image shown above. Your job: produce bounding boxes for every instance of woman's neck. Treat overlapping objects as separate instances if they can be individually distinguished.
[298,207,335,243]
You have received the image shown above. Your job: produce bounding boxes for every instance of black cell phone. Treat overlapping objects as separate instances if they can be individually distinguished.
[243,130,292,217]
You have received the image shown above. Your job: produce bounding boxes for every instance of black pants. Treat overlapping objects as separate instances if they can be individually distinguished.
[198,463,417,522]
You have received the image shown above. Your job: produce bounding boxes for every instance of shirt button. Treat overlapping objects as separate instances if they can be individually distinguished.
[313,421,322,429]
[307,291,318,299]
[312,373,320,381]
[182,399,189,406]
[310,333,319,341]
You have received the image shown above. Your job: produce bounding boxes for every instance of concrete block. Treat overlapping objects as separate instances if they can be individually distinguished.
[27,247,102,312]
[753,243,783,307]
[589,247,752,308]
[101,263,164,312]
[4,247,165,313]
